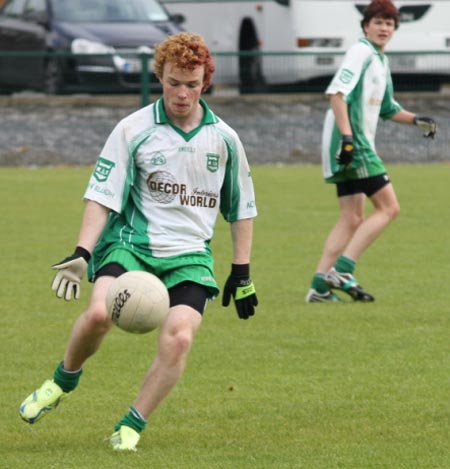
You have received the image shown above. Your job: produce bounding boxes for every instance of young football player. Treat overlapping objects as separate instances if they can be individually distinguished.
[306,0,437,303]
[19,32,258,451]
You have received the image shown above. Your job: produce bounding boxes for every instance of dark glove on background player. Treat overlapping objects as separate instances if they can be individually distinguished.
[413,116,437,139]
[337,135,354,169]
[51,246,91,300]
[222,263,258,320]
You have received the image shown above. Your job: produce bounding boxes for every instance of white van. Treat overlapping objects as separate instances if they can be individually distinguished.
[162,0,450,90]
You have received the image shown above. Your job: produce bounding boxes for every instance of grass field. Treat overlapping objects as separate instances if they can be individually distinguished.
[1,164,450,468]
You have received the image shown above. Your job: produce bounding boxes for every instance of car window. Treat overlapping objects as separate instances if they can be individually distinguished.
[51,0,170,23]
[2,0,27,17]
[24,0,46,15]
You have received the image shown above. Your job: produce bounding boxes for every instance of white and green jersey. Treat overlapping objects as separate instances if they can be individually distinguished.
[84,98,257,260]
[322,38,403,182]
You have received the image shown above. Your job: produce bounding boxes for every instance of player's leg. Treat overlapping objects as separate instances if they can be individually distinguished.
[326,177,399,301]
[62,275,116,371]
[19,275,116,424]
[306,191,365,302]
[109,281,207,451]
[342,182,399,261]
[134,302,203,415]
[316,192,366,273]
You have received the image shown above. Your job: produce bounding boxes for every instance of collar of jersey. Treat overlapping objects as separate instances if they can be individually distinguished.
[359,37,384,57]
[154,97,219,141]
[154,97,217,124]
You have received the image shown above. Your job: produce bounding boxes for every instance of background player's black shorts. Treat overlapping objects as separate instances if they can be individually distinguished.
[96,263,208,315]
[336,173,391,198]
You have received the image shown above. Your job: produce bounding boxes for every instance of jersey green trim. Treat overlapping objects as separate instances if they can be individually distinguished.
[380,73,403,120]
[348,56,374,165]
[129,128,158,158]
[331,54,375,175]
[217,127,241,222]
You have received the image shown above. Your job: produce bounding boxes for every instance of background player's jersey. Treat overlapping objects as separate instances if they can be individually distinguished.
[84,98,257,258]
[322,38,403,181]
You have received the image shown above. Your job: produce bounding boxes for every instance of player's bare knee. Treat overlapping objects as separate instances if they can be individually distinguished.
[167,330,193,363]
[381,202,400,222]
[342,212,364,231]
[84,302,111,330]
[389,202,400,221]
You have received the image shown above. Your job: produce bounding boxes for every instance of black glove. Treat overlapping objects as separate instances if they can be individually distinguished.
[337,135,354,169]
[222,264,258,320]
[51,246,91,300]
[413,116,437,139]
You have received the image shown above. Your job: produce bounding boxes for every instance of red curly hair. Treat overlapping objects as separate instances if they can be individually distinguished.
[361,0,400,30]
[153,32,215,92]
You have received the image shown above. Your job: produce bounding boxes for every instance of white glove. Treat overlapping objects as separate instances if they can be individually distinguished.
[51,247,90,300]
[413,116,437,139]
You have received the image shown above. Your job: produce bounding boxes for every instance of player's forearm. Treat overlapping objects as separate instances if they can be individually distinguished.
[391,109,416,125]
[230,218,254,264]
[77,200,110,253]
[329,93,352,135]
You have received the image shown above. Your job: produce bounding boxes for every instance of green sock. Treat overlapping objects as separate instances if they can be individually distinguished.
[53,361,83,393]
[114,407,147,434]
[334,255,356,274]
[311,273,329,294]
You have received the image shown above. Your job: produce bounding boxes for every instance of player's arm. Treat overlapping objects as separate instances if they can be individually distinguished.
[77,200,111,253]
[330,93,352,135]
[390,109,415,124]
[51,201,111,300]
[222,218,258,320]
[329,93,354,168]
[230,217,253,265]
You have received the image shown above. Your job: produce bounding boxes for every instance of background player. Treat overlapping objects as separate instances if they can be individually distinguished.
[306,0,436,303]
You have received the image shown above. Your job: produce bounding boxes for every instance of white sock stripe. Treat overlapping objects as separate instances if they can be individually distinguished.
[130,406,147,423]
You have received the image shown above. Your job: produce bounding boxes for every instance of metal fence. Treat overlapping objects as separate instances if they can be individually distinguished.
[0,51,155,106]
[1,50,450,105]
[212,50,450,93]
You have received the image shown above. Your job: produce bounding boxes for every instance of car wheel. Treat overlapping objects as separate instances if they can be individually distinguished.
[239,46,265,87]
[44,59,64,94]
[238,19,266,94]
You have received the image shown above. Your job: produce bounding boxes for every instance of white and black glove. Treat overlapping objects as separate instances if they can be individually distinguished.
[51,246,90,300]
[413,116,437,139]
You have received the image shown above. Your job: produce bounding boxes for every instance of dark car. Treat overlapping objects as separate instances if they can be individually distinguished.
[0,0,184,93]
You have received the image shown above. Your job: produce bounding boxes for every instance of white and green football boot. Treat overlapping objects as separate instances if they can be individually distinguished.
[19,380,69,424]
[325,268,375,302]
[305,288,341,303]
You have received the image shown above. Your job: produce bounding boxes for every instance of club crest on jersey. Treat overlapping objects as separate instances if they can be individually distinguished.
[206,153,220,173]
[151,152,166,165]
[339,68,354,84]
[93,157,115,182]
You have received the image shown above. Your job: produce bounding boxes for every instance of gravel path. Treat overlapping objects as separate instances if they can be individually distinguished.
[0,92,448,166]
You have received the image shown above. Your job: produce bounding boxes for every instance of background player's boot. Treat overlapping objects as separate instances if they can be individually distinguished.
[108,426,140,451]
[305,288,341,303]
[19,380,69,424]
[325,268,375,302]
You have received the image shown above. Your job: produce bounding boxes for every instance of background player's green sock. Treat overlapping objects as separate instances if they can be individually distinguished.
[334,255,355,274]
[311,273,329,293]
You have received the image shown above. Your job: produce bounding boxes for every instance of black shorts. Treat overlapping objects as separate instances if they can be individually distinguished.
[336,173,391,198]
[96,263,208,315]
